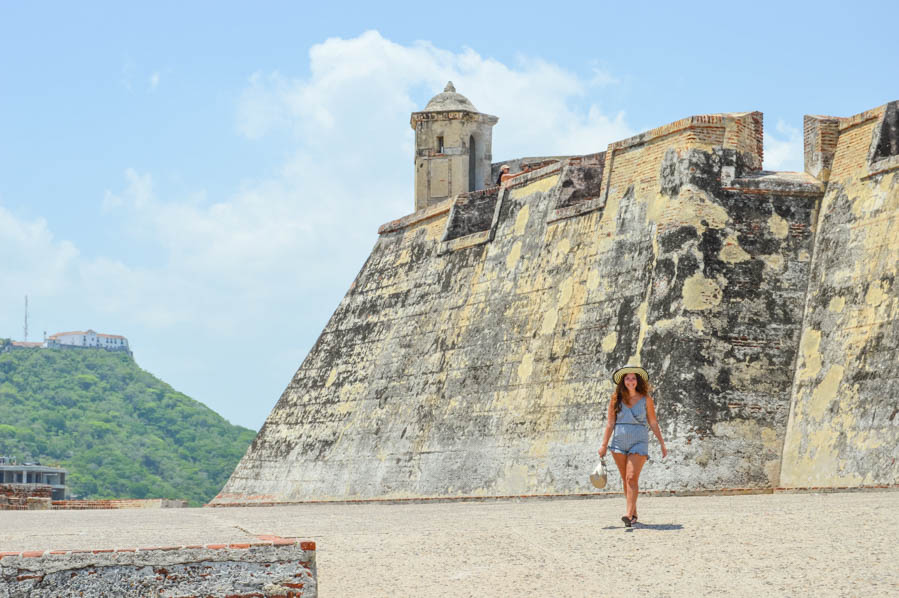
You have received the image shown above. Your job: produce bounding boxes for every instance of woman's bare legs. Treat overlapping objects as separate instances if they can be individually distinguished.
[611,452,629,516]
[625,454,647,519]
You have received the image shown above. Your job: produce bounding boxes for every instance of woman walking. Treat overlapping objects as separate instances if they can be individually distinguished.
[598,366,667,527]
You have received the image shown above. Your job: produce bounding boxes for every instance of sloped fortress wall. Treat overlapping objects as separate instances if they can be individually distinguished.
[215,109,836,504]
[780,102,899,487]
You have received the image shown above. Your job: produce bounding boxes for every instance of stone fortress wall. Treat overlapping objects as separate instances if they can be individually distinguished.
[213,98,898,505]
[780,104,899,488]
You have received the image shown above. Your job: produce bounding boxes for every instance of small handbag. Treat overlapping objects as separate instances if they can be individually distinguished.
[589,457,608,489]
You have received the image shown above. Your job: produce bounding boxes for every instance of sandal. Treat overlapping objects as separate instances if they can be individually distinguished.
[621,515,632,528]
[631,513,638,524]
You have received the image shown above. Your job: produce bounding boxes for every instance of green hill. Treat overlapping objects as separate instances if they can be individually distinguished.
[0,343,256,506]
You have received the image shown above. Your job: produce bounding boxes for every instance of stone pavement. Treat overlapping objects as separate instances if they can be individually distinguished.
[2,491,897,597]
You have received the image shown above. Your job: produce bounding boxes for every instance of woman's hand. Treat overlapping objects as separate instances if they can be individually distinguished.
[661,444,668,459]
[598,445,607,458]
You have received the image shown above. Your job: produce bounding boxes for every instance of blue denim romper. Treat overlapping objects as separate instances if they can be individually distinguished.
[609,396,649,456]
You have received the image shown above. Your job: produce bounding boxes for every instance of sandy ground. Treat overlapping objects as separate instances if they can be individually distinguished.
[2,491,897,597]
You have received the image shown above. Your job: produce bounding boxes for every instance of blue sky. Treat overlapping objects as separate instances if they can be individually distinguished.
[1,1,897,429]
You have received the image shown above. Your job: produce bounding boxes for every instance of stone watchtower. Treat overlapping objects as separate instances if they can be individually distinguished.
[411,82,499,211]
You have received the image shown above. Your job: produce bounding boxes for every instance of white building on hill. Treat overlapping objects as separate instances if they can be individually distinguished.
[45,330,130,352]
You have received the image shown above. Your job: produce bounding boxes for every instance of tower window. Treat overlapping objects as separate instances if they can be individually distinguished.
[437,136,444,153]
[469,135,477,192]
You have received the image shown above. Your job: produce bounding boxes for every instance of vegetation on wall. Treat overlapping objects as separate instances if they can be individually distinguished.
[0,345,256,506]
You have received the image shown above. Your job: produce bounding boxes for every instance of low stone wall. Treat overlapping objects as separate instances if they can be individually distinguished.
[0,538,316,597]
[1,488,190,511]
[51,498,189,510]
[0,485,51,511]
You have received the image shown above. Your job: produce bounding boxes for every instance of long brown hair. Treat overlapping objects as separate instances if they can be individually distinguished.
[613,374,651,414]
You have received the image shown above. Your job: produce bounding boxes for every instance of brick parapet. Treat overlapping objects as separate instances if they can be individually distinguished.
[0,484,52,510]
[723,171,825,196]
[499,160,563,190]
[377,197,454,235]
[722,111,764,170]
[608,114,724,151]
[385,112,764,239]
[837,104,884,132]
[803,114,842,180]
[380,160,563,239]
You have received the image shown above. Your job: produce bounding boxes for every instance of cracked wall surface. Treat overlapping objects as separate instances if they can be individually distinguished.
[212,106,865,504]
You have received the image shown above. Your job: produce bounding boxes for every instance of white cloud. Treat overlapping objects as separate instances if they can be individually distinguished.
[3,31,633,427]
[764,120,803,172]
[149,72,160,91]
[0,206,79,298]
[236,30,631,158]
[103,168,153,211]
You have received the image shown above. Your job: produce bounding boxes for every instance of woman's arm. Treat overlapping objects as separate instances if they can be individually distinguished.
[598,393,616,457]
[645,395,668,458]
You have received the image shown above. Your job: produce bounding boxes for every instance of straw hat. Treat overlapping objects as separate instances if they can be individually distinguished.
[612,365,649,385]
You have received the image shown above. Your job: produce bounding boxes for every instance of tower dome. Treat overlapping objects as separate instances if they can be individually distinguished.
[423,81,479,113]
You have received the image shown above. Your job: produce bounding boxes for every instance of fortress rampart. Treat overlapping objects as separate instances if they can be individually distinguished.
[780,103,899,488]
[214,98,898,504]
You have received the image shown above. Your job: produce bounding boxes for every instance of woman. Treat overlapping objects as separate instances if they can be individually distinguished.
[598,365,667,527]
[495,164,510,185]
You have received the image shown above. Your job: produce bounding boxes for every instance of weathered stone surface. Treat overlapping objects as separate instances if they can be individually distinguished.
[0,543,316,597]
[442,187,501,242]
[780,101,899,487]
[215,103,899,504]
[552,154,605,210]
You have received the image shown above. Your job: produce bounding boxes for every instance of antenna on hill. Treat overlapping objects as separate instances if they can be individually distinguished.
[24,295,28,342]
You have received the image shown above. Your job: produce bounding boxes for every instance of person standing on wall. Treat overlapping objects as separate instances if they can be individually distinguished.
[496,164,510,185]
[598,366,667,527]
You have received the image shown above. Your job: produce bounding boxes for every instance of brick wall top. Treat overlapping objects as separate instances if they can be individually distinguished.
[838,104,886,132]
[609,113,733,151]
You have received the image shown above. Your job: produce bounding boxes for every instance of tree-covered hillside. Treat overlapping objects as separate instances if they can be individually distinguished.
[0,344,256,505]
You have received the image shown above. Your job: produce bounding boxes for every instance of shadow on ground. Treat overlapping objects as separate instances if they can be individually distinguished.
[601,523,684,531]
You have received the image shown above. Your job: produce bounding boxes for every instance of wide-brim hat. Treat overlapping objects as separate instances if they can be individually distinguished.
[612,365,649,385]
